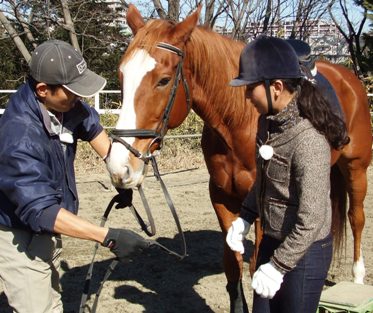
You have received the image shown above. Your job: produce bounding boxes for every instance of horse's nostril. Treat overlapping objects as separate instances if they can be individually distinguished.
[123,166,130,179]
[111,174,121,184]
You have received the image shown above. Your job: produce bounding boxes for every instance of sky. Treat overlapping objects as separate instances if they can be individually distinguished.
[0,1,370,34]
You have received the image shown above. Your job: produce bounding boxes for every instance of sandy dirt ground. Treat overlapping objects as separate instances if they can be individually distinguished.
[1,163,373,313]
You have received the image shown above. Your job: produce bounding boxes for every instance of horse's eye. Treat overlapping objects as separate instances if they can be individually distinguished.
[157,77,171,87]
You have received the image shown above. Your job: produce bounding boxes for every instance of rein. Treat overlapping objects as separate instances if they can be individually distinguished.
[79,42,190,313]
[79,157,187,313]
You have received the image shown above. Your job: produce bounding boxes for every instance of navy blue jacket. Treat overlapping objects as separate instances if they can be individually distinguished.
[0,81,103,233]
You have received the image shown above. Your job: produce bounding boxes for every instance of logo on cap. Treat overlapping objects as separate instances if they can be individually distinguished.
[76,59,87,75]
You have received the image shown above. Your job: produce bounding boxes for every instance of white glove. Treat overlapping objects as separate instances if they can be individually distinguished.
[226,217,250,254]
[251,261,284,299]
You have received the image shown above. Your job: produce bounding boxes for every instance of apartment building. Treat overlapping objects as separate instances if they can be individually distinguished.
[215,19,348,62]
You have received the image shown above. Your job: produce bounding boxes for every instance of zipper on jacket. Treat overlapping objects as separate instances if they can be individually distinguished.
[259,158,269,231]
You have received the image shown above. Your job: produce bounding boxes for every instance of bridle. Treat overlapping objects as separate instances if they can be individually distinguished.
[79,42,191,313]
[110,42,191,163]
[108,41,191,256]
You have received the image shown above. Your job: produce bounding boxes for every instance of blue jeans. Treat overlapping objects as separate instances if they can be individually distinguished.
[252,234,333,313]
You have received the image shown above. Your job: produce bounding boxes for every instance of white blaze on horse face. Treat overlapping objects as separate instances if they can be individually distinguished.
[106,49,157,188]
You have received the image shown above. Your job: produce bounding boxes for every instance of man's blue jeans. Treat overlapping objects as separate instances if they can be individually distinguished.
[252,234,333,313]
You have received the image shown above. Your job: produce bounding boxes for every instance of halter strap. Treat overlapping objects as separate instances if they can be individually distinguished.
[111,129,158,138]
[157,42,184,57]
[264,79,273,116]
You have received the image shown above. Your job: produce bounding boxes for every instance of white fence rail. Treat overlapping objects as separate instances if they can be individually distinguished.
[0,89,122,115]
[0,90,16,115]
[1,90,373,116]
[1,89,371,139]
[0,89,203,138]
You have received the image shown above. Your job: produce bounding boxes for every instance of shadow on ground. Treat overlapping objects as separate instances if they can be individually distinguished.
[64,230,253,313]
[0,230,254,313]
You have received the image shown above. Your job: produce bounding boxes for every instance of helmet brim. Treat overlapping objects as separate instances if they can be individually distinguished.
[230,78,255,87]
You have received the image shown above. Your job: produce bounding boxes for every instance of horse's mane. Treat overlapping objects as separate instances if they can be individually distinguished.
[123,19,253,128]
[187,27,250,127]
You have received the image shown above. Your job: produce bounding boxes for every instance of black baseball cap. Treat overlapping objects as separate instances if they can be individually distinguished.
[29,40,107,97]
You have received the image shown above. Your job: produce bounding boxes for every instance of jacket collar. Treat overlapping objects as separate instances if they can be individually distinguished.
[18,80,89,137]
[267,97,302,134]
[257,99,313,148]
[266,118,313,147]
[38,100,58,136]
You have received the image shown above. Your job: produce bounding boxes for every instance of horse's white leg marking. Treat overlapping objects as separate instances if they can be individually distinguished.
[352,249,365,284]
[106,49,156,187]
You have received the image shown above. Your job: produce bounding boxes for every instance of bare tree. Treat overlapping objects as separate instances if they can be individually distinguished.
[262,0,273,32]
[223,0,251,39]
[286,0,330,39]
[152,0,168,19]
[0,9,31,61]
[9,0,38,48]
[328,0,368,76]
[127,0,332,40]
[60,0,80,51]
[1,0,370,88]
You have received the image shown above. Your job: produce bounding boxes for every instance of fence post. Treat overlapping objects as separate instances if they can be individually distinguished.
[94,93,100,113]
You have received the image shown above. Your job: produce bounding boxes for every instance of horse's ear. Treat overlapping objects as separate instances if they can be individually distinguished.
[127,4,145,35]
[172,4,202,43]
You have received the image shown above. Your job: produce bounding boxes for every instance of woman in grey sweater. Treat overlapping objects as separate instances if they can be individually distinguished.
[227,36,349,313]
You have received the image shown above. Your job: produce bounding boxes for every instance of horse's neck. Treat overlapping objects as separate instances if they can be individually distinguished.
[186,32,253,133]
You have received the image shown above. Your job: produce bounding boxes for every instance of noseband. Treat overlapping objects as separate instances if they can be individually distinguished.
[110,42,191,162]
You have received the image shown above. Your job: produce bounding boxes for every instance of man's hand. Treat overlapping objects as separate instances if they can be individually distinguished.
[251,261,284,299]
[102,228,149,262]
[226,217,250,254]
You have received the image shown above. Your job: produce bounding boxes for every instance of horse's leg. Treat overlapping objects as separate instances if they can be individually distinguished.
[249,218,262,277]
[339,159,369,284]
[209,181,249,313]
[346,165,368,284]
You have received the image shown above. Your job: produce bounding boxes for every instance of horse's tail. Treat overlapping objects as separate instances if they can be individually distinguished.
[330,164,347,255]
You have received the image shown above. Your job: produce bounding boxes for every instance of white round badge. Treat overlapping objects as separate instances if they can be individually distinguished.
[59,133,74,144]
[259,144,274,160]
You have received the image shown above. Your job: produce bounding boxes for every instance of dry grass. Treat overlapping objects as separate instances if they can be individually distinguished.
[74,137,205,175]
[74,141,108,174]
[154,137,205,171]
[74,112,206,174]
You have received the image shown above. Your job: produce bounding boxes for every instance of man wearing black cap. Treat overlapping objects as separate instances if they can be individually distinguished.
[0,40,149,313]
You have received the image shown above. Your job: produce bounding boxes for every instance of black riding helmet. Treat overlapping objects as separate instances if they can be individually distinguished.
[230,36,303,115]
[231,36,303,86]
[286,38,317,83]
[286,39,312,64]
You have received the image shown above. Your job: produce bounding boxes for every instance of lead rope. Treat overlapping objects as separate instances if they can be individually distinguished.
[79,156,187,313]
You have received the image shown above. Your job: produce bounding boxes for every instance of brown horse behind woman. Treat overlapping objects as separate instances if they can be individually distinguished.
[105,5,372,313]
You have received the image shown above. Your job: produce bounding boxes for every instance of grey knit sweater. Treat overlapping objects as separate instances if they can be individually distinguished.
[241,100,332,273]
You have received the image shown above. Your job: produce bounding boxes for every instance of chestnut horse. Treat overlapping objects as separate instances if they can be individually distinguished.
[105,5,372,313]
